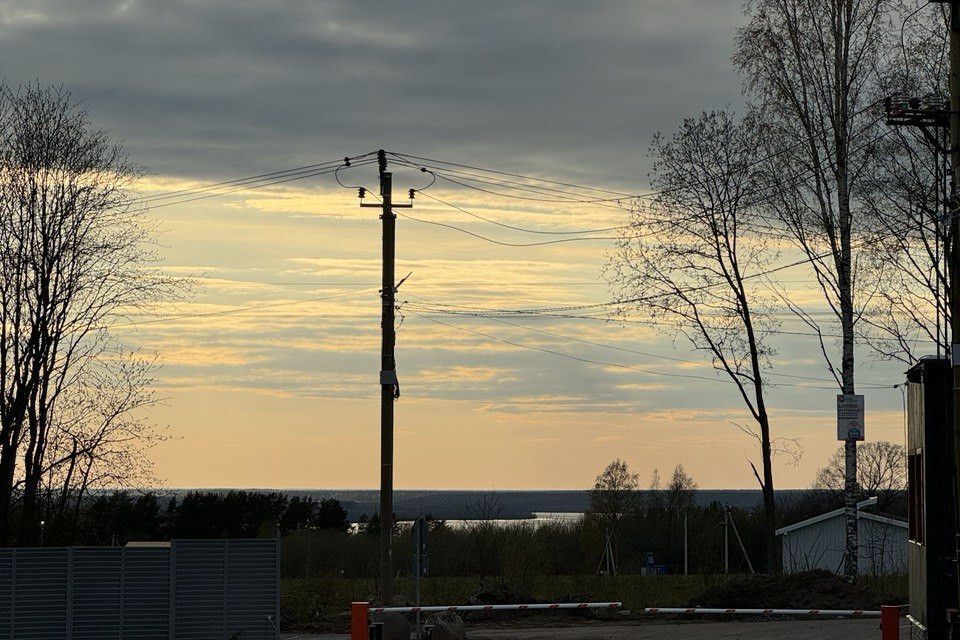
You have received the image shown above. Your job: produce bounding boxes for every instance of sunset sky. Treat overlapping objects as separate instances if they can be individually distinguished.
[0,0,911,490]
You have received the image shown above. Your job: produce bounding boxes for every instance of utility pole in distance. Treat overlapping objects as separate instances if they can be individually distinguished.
[360,149,413,603]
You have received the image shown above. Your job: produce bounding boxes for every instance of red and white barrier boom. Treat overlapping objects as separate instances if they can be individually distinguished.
[370,602,622,614]
[639,607,881,617]
[352,601,901,640]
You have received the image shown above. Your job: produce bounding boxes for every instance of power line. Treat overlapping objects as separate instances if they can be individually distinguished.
[409,303,891,387]
[387,126,896,252]
[142,161,378,210]
[424,171,627,205]
[387,151,638,198]
[134,152,377,203]
[407,310,894,391]
[393,210,650,247]
[113,288,378,327]
[402,160,805,239]
[418,252,834,315]
[399,197,925,318]
[417,190,624,235]
[403,299,934,345]
[136,160,340,203]
[392,160,634,207]
[386,106,886,204]
[411,168,804,242]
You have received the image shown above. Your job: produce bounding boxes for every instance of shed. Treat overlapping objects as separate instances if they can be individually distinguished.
[776,497,907,575]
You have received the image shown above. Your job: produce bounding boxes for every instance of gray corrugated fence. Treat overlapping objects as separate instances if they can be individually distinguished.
[0,539,279,640]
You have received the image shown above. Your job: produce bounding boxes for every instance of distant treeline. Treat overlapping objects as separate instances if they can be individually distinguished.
[17,486,905,580]
[143,487,875,521]
[17,490,350,547]
[281,489,905,579]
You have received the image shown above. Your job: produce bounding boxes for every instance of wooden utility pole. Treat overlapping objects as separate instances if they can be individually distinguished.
[378,151,396,604]
[360,149,412,603]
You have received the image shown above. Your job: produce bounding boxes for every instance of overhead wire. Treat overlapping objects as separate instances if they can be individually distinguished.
[393,160,633,207]
[400,293,892,387]
[386,101,887,204]
[387,123,894,248]
[407,310,894,391]
[114,287,378,327]
[137,160,340,203]
[141,160,378,210]
[393,210,652,247]
[386,130,912,320]
[135,151,378,203]
[402,296,933,345]
[404,165,813,241]
[416,183,624,236]
[400,250,848,316]
[114,144,911,393]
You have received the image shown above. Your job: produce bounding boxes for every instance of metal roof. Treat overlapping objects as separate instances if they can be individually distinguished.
[775,496,906,536]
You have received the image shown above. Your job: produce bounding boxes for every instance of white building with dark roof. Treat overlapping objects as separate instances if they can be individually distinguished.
[776,497,907,575]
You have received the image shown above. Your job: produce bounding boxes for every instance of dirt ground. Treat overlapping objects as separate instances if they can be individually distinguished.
[282,617,904,639]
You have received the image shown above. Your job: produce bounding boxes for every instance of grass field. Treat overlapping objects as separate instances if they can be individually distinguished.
[280,573,908,632]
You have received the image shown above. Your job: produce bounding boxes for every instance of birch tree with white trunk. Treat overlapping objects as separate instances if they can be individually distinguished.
[734,0,893,580]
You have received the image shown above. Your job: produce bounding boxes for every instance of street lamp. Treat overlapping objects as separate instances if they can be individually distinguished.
[39,520,45,547]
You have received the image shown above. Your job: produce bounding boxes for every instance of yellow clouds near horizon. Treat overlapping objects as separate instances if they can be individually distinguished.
[147,388,907,490]
[128,175,911,491]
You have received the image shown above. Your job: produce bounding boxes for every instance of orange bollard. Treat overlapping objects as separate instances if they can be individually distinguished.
[881,605,899,640]
[351,601,370,640]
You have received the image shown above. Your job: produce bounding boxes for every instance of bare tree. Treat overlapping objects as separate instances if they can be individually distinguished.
[666,464,698,516]
[644,468,665,514]
[588,458,639,541]
[0,83,178,544]
[734,0,893,580]
[814,440,906,511]
[464,492,503,581]
[606,110,781,572]
[860,3,950,362]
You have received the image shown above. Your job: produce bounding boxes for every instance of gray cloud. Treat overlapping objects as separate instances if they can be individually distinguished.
[0,0,745,187]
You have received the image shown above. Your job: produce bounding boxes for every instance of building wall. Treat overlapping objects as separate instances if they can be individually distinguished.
[780,514,907,575]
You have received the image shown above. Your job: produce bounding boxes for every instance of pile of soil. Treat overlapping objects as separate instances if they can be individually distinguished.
[469,583,540,606]
[689,570,892,610]
[465,583,597,623]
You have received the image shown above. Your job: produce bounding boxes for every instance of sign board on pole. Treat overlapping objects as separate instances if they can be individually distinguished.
[837,394,865,441]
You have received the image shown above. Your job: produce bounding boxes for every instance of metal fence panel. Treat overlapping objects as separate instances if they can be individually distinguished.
[0,540,278,639]
[225,539,280,638]
[0,549,13,640]
[12,549,69,640]
[73,548,122,639]
[173,541,225,640]
[122,548,170,640]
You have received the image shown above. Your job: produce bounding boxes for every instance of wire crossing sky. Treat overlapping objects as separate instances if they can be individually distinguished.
[0,0,920,489]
